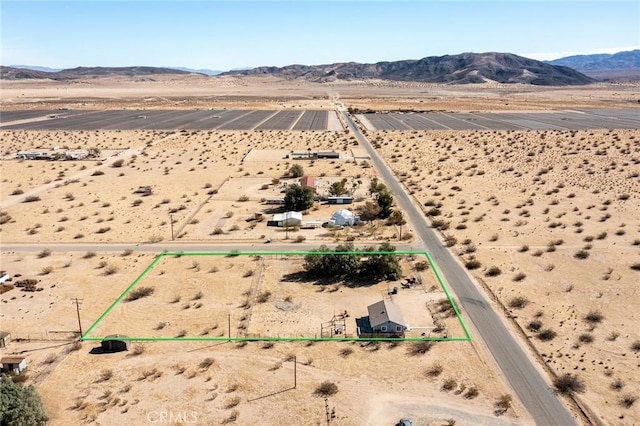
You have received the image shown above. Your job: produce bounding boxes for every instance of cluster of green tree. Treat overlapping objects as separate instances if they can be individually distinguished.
[288,164,304,178]
[284,184,315,211]
[303,242,402,282]
[357,178,394,220]
[0,374,48,426]
[347,107,375,114]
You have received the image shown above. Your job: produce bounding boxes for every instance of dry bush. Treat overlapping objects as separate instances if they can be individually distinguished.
[464,257,481,270]
[339,347,353,357]
[314,381,338,397]
[40,266,53,276]
[408,341,434,355]
[553,374,585,395]
[464,386,479,399]
[620,395,636,409]
[131,345,145,356]
[199,358,215,369]
[125,286,154,302]
[37,249,52,258]
[424,362,443,377]
[441,378,457,391]
[494,394,512,415]
[222,409,239,424]
[537,328,557,341]
[584,310,604,324]
[485,266,502,277]
[256,291,271,303]
[508,296,528,309]
[98,369,113,382]
[513,272,527,282]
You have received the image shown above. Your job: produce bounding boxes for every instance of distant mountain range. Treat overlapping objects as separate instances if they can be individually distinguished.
[221,52,594,85]
[545,49,640,80]
[11,51,640,84]
[0,66,201,80]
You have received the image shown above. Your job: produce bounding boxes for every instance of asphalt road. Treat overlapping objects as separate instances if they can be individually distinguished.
[0,242,418,254]
[341,111,578,425]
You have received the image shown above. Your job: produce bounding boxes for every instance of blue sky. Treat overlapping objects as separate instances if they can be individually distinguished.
[2,1,639,70]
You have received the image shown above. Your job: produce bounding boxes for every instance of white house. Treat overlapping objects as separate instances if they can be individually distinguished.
[272,211,303,227]
[329,209,359,226]
[1,356,27,374]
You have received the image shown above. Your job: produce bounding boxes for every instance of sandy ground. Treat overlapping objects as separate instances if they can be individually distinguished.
[375,129,640,425]
[2,76,639,425]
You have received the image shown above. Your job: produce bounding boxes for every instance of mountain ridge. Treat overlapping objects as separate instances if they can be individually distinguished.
[221,52,594,85]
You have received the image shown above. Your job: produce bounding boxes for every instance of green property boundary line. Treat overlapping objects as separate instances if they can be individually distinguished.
[82,251,471,343]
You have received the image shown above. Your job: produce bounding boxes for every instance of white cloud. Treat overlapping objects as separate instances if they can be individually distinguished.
[522,46,640,61]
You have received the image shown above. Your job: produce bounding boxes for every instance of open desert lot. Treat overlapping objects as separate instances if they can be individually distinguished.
[375,128,640,424]
[1,79,639,426]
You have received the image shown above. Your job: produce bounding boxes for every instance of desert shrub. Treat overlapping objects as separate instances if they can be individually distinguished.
[256,291,271,303]
[23,195,41,203]
[631,340,640,352]
[415,261,429,271]
[223,396,241,409]
[528,320,543,332]
[574,250,589,259]
[610,379,624,391]
[620,395,636,408]
[222,409,239,424]
[314,381,338,397]
[125,286,154,302]
[83,251,96,259]
[238,195,249,202]
[464,258,481,270]
[103,266,118,276]
[537,328,557,341]
[578,333,594,343]
[37,249,52,258]
[96,226,111,234]
[408,341,434,355]
[294,235,306,243]
[553,374,585,394]
[199,358,215,369]
[288,164,304,178]
[339,347,353,357]
[513,272,527,282]
[425,362,443,377]
[243,270,254,278]
[99,369,113,382]
[518,245,529,253]
[40,266,53,275]
[584,310,603,324]
[441,378,457,391]
[111,159,124,168]
[494,394,512,415]
[464,386,479,399]
[630,263,640,271]
[485,266,502,277]
[508,296,528,309]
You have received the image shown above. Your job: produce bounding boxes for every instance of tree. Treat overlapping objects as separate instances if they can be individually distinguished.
[357,201,381,221]
[0,374,49,426]
[376,189,394,219]
[284,184,314,211]
[304,243,361,278]
[360,242,402,281]
[288,164,304,178]
[329,179,348,196]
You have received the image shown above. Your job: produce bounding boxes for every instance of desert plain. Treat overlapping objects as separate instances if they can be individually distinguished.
[0,75,639,425]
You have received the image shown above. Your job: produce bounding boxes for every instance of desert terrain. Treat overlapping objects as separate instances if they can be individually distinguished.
[1,76,638,425]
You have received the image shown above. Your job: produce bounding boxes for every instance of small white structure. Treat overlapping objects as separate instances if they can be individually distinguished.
[272,211,303,227]
[1,356,27,374]
[329,209,359,226]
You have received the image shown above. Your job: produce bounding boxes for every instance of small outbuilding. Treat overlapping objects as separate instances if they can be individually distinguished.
[327,196,353,205]
[101,335,130,352]
[0,331,10,348]
[271,211,303,227]
[329,209,359,226]
[299,176,317,190]
[1,356,27,374]
[356,300,407,338]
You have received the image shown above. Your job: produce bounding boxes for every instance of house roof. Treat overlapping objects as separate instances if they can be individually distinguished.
[367,300,405,328]
[1,356,26,364]
[273,211,303,222]
[299,176,317,188]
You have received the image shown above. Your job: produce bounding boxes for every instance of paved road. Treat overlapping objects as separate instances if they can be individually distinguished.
[0,242,418,254]
[342,112,577,425]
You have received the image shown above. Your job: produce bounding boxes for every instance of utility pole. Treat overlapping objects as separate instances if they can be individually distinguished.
[73,298,83,336]
[169,213,174,240]
[228,313,231,342]
[293,355,297,389]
